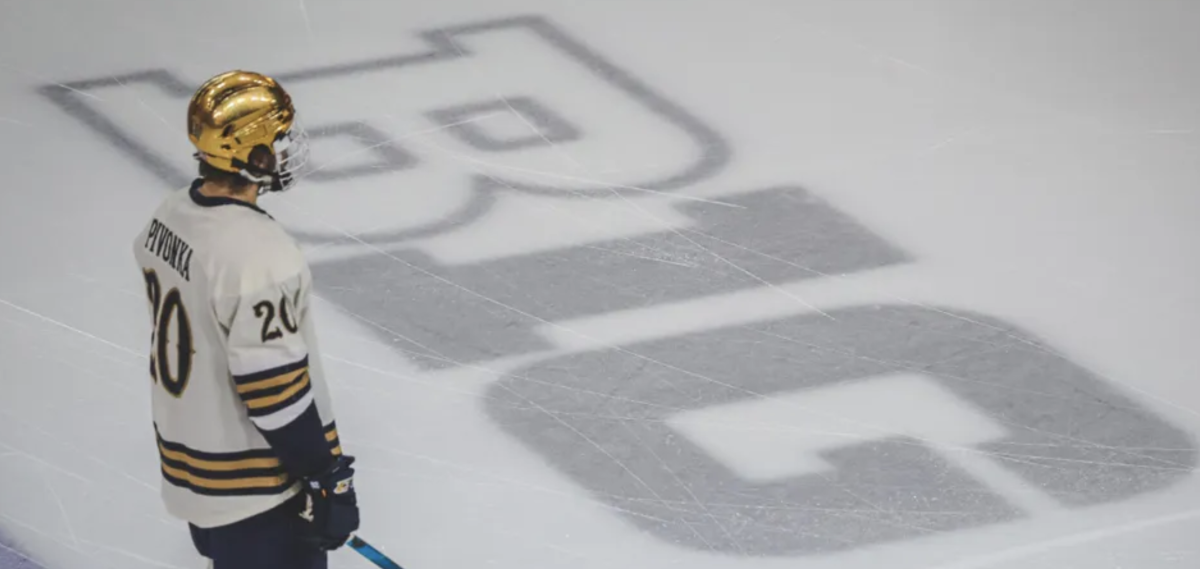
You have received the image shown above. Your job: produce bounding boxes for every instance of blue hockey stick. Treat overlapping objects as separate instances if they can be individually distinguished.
[347,535,404,569]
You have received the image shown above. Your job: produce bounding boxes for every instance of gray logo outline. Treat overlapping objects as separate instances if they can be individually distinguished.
[484,304,1199,555]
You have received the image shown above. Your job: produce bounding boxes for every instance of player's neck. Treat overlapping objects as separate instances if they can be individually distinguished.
[197,180,259,206]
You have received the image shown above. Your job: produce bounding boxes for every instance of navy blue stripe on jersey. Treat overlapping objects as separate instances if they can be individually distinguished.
[233,356,309,387]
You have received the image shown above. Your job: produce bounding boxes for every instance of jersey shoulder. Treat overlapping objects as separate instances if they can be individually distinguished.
[209,213,307,296]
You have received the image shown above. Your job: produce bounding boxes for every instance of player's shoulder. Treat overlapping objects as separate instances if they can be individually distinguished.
[219,218,303,266]
[200,202,307,293]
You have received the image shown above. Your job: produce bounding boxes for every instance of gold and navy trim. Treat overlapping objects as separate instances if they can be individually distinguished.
[156,432,292,496]
[325,423,343,456]
[234,357,311,418]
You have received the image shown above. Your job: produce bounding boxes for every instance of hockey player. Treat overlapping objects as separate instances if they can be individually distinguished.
[132,70,358,568]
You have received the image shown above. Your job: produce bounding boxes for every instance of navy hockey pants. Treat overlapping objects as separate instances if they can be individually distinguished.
[189,493,326,569]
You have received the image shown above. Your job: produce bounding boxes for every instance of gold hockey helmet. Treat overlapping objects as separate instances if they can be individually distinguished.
[187,70,309,193]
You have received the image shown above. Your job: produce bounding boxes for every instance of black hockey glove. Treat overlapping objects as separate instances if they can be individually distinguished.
[300,454,360,550]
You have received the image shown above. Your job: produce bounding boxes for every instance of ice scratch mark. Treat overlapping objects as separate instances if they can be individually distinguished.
[321,352,488,401]
[578,244,700,268]
[0,442,92,486]
[923,127,981,153]
[0,297,144,360]
[67,272,142,300]
[43,478,79,547]
[0,116,30,127]
[441,32,588,173]
[108,74,172,133]
[297,0,314,43]
[293,112,505,182]
[0,62,104,101]
[0,513,88,565]
[927,507,1200,569]
[0,410,159,493]
[620,420,751,554]
[0,541,45,569]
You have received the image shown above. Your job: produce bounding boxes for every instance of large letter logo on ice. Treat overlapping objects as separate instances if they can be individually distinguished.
[486,305,1198,554]
[40,15,728,247]
[42,13,1198,559]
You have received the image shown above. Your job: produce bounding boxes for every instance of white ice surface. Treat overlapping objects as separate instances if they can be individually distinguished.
[667,374,1012,483]
[2,1,1200,568]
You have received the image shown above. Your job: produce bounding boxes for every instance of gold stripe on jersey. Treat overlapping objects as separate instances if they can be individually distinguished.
[156,430,293,497]
[158,440,281,471]
[233,357,313,419]
[237,367,307,395]
[161,463,290,492]
[325,423,342,456]
[245,372,310,410]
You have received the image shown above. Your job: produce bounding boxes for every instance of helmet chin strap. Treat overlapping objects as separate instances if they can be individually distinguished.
[197,141,297,196]
[193,152,276,194]
[226,153,284,195]
[236,167,279,195]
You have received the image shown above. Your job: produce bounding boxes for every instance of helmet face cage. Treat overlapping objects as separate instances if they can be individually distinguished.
[268,118,310,194]
[234,117,311,195]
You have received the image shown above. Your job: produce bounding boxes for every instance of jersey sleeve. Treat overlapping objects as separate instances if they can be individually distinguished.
[215,242,336,478]
[223,271,313,431]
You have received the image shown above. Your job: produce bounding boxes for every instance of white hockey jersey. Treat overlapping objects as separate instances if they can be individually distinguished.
[132,181,342,529]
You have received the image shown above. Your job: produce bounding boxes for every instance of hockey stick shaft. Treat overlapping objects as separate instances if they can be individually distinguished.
[347,535,404,569]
